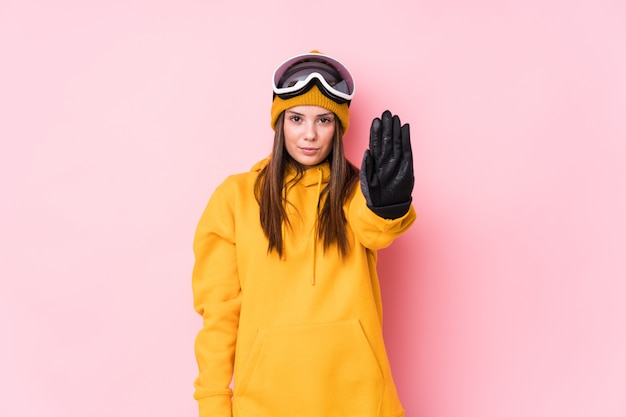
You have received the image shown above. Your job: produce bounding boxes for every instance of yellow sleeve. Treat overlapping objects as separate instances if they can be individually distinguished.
[192,180,242,417]
[348,185,416,250]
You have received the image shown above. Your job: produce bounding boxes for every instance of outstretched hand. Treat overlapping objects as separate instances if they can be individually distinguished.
[360,110,414,219]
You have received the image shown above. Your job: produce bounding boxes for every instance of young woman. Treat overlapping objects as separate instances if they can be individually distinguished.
[192,50,416,417]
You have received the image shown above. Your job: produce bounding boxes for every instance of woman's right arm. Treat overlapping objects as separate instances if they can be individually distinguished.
[192,181,242,417]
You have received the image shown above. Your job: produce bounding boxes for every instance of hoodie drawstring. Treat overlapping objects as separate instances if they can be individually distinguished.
[311,166,323,286]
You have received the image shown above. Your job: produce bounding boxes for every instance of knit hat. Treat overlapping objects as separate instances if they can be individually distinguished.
[271,51,353,134]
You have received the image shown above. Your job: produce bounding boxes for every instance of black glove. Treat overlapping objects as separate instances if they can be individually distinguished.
[360,110,414,219]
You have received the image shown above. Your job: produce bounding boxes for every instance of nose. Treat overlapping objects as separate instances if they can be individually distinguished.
[303,121,317,141]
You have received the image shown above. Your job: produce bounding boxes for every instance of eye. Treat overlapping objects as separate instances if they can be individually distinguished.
[319,116,334,124]
[288,115,302,123]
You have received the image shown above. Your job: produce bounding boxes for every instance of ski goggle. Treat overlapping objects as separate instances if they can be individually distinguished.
[272,52,355,104]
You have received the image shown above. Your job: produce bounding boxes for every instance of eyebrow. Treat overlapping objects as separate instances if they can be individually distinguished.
[286,110,334,117]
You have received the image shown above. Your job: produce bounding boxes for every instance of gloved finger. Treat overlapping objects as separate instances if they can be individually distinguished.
[380,110,393,163]
[392,114,402,159]
[369,116,382,162]
[401,123,413,166]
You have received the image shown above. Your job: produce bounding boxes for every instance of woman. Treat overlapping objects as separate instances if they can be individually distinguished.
[192,50,416,417]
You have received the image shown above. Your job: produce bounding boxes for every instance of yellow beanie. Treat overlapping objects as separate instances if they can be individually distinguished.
[270,85,350,134]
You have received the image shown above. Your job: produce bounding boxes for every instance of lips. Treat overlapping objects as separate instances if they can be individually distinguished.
[300,147,319,155]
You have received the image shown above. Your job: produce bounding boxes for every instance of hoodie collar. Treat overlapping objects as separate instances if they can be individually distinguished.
[251,157,331,188]
[286,161,330,187]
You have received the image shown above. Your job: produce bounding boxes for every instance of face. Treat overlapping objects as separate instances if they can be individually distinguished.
[283,106,336,169]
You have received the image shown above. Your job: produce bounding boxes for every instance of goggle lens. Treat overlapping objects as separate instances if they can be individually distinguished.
[278,61,350,94]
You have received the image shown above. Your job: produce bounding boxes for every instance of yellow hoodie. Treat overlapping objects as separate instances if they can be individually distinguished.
[192,158,416,417]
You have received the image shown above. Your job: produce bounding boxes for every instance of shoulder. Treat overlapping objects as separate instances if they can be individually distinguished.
[213,158,266,197]
[214,171,258,199]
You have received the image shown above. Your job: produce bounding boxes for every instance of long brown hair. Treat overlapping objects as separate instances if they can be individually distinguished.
[254,112,359,258]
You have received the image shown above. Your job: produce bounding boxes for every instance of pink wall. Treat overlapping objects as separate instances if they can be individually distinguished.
[1,1,625,416]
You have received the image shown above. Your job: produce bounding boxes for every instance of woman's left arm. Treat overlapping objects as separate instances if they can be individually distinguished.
[348,188,416,250]
[359,110,414,220]
[350,110,416,249]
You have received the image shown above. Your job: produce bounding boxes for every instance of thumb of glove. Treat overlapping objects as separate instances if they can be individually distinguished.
[360,149,376,207]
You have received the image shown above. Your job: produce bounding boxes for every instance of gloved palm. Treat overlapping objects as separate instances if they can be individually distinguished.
[360,110,414,219]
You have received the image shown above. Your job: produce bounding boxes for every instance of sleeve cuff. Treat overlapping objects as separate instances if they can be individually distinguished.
[196,391,232,417]
[367,199,412,220]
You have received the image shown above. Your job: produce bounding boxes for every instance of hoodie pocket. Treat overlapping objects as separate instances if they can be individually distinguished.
[234,319,384,417]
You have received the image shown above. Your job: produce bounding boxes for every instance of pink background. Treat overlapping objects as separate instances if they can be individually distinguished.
[1,1,625,416]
